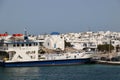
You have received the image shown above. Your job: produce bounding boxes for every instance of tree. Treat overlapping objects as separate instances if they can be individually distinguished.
[64,40,73,48]
[97,44,114,53]
[38,49,45,54]
[116,45,120,52]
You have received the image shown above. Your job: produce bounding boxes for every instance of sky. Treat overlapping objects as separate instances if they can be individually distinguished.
[0,0,120,35]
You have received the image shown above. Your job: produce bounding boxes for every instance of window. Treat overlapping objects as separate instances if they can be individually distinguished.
[21,44,24,47]
[39,42,43,46]
[17,44,20,47]
[26,44,28,46]
[34,51,35,53]
[54,44,56,48]
[18,55,22,59]
[34,43,36,46]
[13,44,16,47]
[36,43,38,46]
[6,44,8,47]
[48,43,49,46]
[29,43,31,46]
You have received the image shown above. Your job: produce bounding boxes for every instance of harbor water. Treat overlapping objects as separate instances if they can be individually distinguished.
[0,64,120,80]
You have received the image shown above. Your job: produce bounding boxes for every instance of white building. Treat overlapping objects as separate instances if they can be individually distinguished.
[43,32,65,50]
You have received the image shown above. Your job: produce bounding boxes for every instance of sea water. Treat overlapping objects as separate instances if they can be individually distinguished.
[0,64,120,80]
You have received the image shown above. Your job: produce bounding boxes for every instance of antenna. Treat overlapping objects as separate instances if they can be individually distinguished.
[24,27,28,40]
[24,27,27,36]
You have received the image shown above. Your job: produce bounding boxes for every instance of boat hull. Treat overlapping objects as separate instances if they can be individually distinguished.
[0,58,91,67]
[96,60,120,65]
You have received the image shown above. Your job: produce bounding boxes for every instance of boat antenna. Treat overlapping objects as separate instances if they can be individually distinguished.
[24,28,28,41]
[24,27,27,36]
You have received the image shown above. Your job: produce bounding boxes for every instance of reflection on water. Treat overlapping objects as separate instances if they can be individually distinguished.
[0,67,42,80]
[0,64,120,80]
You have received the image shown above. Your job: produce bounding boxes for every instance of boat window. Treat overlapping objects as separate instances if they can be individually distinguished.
[74,55,76,58]
[33,51,35,53]
[17,44,20,47]
[21,44,24,47]
[18,55,22,59]
[13,44,16,47]
[29,43,31,46]
[6,43,8,47]
[26,44,28,46]
[34,43,36,46]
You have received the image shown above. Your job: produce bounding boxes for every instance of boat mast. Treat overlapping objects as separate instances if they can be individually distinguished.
[24,28,28,41]
[109,32,111,60]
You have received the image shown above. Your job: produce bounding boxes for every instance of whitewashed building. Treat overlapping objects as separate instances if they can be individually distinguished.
[43,32,65,50]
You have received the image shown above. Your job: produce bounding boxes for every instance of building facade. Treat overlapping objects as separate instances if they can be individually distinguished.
[43,32,65,50]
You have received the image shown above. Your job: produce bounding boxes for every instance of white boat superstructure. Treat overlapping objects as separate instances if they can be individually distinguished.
[39,51,92,61]
[0,41,39,61]
[0,33,93,67]
[0,39,92,62]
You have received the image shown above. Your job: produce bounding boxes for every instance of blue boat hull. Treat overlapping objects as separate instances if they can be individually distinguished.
[0,58,91,67]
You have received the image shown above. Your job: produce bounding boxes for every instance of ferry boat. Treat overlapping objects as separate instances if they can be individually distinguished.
[0,33,93,67]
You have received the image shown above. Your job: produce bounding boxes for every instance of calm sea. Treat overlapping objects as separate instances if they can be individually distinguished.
[0,64,120,80]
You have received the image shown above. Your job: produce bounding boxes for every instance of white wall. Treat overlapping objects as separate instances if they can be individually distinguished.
[44,35,65,50]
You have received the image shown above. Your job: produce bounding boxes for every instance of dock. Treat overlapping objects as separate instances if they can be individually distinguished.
[91,52,120,65]
[96,60,120,65]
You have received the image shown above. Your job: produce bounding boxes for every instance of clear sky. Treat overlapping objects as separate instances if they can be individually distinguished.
[0,0,120,34]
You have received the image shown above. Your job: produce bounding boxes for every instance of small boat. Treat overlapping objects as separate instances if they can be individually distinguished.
[0,34,93,67]
[96,55,120,65]
[96,60,120,65]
